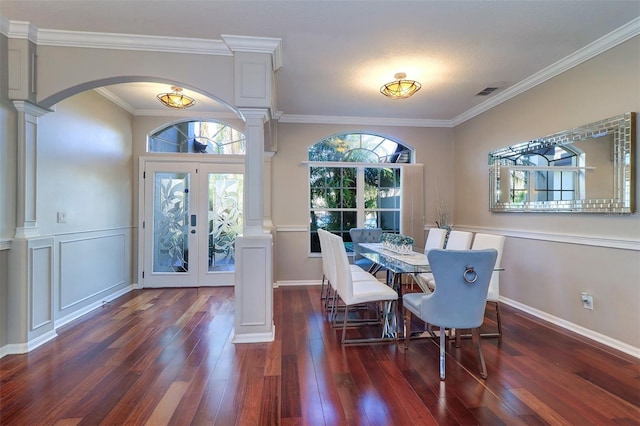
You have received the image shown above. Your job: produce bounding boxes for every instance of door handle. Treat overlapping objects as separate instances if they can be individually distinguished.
[191,214,197,226]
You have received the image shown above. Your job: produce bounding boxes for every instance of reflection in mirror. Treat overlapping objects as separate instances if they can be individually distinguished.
[489,112,636,213]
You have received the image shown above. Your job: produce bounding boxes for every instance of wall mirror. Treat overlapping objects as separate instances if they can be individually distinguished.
[489,112,636,213]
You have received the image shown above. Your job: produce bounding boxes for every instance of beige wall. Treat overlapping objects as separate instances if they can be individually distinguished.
[272,123,454,282]
[37,91,134,234]
[35,46,235,110]
[453,36,640,349]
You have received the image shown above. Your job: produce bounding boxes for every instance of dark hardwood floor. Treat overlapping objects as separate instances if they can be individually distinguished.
[1,285,639,425]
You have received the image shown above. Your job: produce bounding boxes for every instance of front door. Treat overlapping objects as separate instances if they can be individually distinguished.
[142,161,244,287]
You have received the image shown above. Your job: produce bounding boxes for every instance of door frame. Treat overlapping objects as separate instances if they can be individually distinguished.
[137,155,245,288]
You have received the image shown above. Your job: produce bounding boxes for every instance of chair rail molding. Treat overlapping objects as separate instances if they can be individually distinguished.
[437,225,639,251]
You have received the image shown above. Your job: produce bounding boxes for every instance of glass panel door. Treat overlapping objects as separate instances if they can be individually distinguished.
[198,164,244,286]
[142,161,244,287]
[144,162,199,287]
[153,171,190,273]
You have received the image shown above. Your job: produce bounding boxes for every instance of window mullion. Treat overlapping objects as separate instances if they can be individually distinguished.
[356,166,365,227]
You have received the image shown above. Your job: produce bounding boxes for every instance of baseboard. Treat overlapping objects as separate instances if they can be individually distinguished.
[55,284,135,330]
[0,330,58,358]
[501,296,640,359]
[275,279,322,287]
[231,325,276,344]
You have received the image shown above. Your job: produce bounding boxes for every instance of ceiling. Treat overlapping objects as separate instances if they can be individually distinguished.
[2,1,639,125]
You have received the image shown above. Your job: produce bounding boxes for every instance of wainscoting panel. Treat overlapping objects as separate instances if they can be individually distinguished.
[57,229,131,316]
[29,238,54,334]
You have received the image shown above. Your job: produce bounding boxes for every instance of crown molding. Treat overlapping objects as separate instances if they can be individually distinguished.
[453,17,640,126]
[93,88,136,114]
[6,20,38,42]
[0,16,10,37]
[221,34,283,70]
[279,114,453,128]
[133,110,241,120]
[94,87,240,119]
[36,29,232,55]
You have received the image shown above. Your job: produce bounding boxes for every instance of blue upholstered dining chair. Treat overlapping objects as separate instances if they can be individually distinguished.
[403,249,498,380]
[349,228,383,272]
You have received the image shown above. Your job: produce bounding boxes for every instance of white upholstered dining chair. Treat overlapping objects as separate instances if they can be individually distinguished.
[326,231,398,345]
[414,230,474,292]
[318,229,372,313]
[471,233,505,338]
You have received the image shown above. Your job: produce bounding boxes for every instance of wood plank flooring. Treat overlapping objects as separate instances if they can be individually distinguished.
[1,286,639,425]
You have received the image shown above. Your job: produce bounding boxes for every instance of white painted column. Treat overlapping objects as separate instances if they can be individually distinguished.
[240,109,268,236]
[233,108,274,343]
[13,101,48,238]
[7,101,57,352]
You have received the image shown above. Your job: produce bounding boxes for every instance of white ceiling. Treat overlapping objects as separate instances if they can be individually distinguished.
[2,1,639,125]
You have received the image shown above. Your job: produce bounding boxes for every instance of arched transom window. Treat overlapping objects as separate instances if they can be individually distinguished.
[148,120,245,154]
[308,132,414,253]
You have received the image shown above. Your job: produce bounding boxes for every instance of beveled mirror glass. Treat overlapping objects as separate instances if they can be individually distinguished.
[489,112,636,213]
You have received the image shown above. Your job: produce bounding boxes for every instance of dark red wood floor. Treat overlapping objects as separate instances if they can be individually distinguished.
[1,286,638,425]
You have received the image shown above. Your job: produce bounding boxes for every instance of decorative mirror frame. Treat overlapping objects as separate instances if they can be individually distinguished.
[489,112,636,213]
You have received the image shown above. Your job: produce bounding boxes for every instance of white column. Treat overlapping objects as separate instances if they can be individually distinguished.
[7,101,57,352]
[240,108,269,236]
[233,108,274,343]
[13,101,49,238]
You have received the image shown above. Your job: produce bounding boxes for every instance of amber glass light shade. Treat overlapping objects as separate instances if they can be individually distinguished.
[157,86,196,109]
[380,73,421,100]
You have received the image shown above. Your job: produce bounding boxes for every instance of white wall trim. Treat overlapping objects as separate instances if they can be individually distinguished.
[0,330,57,358]
[452,17,640,126]
[275,279,321,288]
[55,285,135,330]
[278,114,454,128]
[451,225,639,251]
[501,297,640,360]
[0,239,11,250]
[231,327,276,344]
[37,29,232,56]
[276,226,308,232]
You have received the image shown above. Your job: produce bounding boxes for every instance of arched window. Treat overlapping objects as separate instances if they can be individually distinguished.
[308,132,414,252]
[148,120,245,154]
[507,144,582,203]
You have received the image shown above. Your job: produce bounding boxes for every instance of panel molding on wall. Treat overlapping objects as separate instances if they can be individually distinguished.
[57,228,131,315]
[29,237,54,334]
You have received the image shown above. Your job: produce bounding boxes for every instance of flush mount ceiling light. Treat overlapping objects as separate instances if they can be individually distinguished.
[157,86,196,109]
[380,72,421,100]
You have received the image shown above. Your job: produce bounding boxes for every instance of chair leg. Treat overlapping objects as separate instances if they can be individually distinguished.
[439,326,446,380]
[472,328,487,379]
[320,275,326,302]
[494,301,503,339]
[341,305,350,344]
[403,309,412,349]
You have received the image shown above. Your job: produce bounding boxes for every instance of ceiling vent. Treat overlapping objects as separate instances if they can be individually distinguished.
[476,87,499,96]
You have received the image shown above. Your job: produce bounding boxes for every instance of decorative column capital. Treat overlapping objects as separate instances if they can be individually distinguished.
[12,100,51,117]
[238,108,270,123]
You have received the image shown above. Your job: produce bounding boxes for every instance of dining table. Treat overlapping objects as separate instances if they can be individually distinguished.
[352,242,432,339]
[352,241,504,340]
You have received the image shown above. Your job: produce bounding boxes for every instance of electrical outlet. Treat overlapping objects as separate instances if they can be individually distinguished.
[581,292,593,310]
